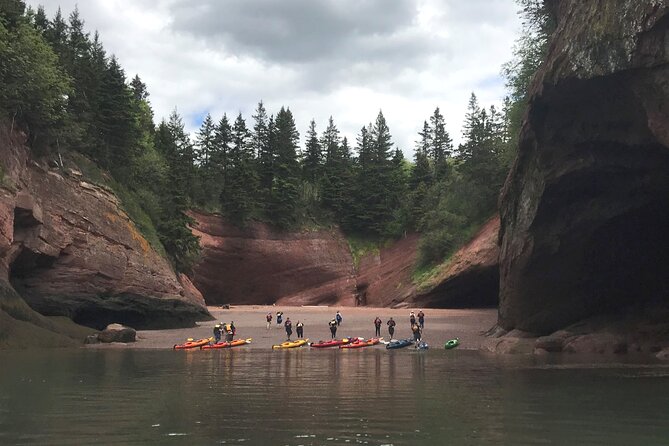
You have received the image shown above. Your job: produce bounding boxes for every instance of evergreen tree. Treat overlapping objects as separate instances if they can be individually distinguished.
[320,116,351,220]
[411,120,432,190]
[130,74,148,101]
[302,119,322,182]
[252,101,273,210]
[0,8,70,149]
[429,107,452,180]
[220,113,258,223]
[154,117,201,272]
[33,5,48,34]
[269,106,300,227]
[195,113,215,167]
[367,110,395,234]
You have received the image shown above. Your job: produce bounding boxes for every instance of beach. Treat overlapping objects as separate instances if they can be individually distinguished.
[95,305,498,349]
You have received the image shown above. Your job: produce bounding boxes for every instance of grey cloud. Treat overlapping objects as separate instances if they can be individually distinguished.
[168,0,425,63]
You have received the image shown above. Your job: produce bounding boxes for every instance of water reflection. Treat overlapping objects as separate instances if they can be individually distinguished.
[1,349,669,445]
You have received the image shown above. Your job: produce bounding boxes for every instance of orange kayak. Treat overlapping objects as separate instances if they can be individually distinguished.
[339,337,382,349]
[201,338,252,350]
[173,337,212,350]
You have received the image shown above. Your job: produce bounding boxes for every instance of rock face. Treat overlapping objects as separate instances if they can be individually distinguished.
[414,217,500,308]
[191,211,357,306]
[498,1,669,334]
[0,126,211,330]
[190,211,499,309]
[355,233,420,307]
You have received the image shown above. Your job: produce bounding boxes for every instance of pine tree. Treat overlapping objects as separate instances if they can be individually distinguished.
[195,113,215,167]
[154,118,200,272]
[366,110,395,234]
[252,101,273,210]
[269,106,300,227]
[130,74,148,101]
[302,119,322,182]
[429,107,452,180]
[320,116,351,219]
[411,121,432,190]
[220,113,258,223]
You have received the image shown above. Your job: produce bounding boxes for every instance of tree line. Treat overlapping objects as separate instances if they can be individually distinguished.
[0,0,546,273]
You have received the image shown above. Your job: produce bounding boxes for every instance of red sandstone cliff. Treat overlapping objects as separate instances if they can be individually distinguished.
[0,126,211,330]
[190,211,499,309]
[191,211,357,306]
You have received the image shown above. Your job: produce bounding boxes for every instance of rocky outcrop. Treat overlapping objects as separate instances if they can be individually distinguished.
[498,1,669,334]
[0,126,211,331]
[414,217,500,308]
[191,211,357,306]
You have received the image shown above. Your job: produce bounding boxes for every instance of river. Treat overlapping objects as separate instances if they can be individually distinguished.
[1,348,668,445]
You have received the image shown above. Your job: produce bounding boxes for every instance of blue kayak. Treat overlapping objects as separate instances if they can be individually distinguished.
[386,338,414,349]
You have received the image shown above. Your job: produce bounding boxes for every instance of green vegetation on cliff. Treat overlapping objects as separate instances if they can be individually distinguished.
[0,0,552,275]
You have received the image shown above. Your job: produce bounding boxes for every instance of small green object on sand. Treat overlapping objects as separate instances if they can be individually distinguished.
[444,338,459,349]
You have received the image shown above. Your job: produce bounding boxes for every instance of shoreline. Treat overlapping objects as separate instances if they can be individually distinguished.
[91,305,499,350]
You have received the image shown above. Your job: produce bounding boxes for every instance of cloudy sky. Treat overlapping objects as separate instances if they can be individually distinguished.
[32,0,521,157]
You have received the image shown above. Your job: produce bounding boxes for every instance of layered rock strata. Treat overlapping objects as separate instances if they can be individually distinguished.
[498,1,669,334]
[1,127,211,330]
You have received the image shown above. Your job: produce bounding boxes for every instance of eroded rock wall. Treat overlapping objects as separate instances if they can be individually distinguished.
[498,1,669,334]
[0,127,211,330]
[414,216,500,308]
[191,211,357,306]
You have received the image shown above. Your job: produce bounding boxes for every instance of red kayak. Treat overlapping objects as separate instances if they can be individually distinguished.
[201,338,252,350]
[339,337,382,349]
[310,338,353,348]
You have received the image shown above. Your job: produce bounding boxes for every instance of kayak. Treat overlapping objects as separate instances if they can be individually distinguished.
[201,338,252,350]
[272,339,309,349]
[339,337,382,349]
[386,338,414,349]
[444,338,460,349]
[173,337,213,350]
[310,338,352,348]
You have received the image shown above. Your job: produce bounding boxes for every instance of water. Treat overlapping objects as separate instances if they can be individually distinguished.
[1,349,669,445]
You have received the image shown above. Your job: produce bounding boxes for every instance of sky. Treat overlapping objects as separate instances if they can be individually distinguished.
[31,0,522,158]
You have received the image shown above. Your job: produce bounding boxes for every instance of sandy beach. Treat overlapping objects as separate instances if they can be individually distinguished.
[95,305,498,350]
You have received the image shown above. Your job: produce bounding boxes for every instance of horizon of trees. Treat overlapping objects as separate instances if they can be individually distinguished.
[0,0,549,272]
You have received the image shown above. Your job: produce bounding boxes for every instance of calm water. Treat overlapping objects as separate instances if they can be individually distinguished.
[1,349,669,445]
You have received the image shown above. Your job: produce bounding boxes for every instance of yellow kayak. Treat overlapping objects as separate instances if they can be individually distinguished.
[272,339,309,349]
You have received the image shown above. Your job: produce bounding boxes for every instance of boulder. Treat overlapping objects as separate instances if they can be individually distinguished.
[97,323,136,343]
[563,333,627,355]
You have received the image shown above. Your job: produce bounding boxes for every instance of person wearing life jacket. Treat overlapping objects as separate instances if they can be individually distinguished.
[277,311,283,325]
[335,311,343,326]
[411,322,422,346]
[387,317,396,339]
[296,321,304,338]
[284,318,293,341]
[223,322,234,342]
[329,318,338,339]
[409,311,416,326]
[213,324,222,343]
[266,312,273,330]
[374,317,382,337]
[417,310,425,329]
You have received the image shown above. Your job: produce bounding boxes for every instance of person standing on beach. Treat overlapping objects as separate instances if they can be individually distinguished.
[411,322,422,346]
[285,317,293,340]
[409,311,416,327]
[213,324,222,343]
[335,311,343,326]
[329,318,338,339]
[296,321,304,338]
[417,310,425,329]
[277,311,283,326]
[374,317,382,337]
[266,312,273,330]
[387,317,396,339]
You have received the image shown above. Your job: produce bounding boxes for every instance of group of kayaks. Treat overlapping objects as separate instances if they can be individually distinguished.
[174,336,460,350]
[173,337,252,350]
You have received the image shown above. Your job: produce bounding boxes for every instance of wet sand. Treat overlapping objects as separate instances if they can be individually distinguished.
[97,306,498,350]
